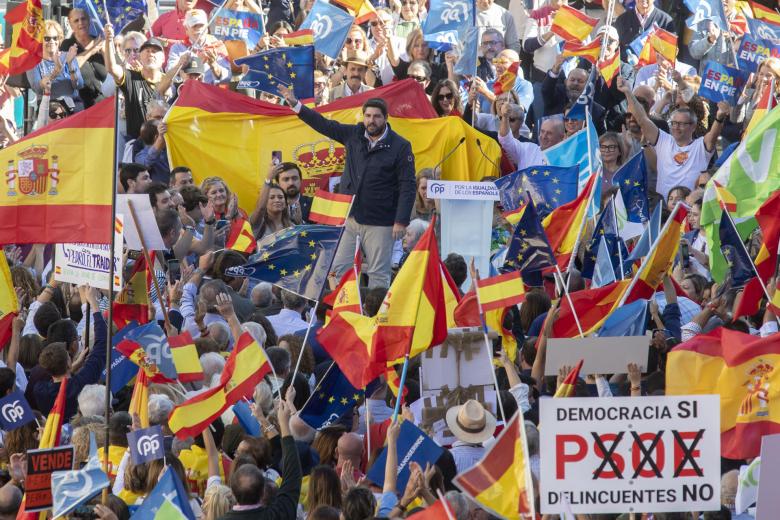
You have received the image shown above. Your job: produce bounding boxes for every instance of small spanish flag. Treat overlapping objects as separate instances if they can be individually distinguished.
[550,5,598,42]
[169,331,204,383]
[597,52,620,87]
[40,377,68,448]
[562,40,601,65]
[648,27,677,65]
[129,368,149,428]
[553,359,583,398]
[750,0,780,26]
[492,61,519,95]
[475,271,525,312]
[323,245,362,322]
[331,0,376,23]
[0,251,18,348]
[309,189,353,226]
[502,205,524,226]
[713,180,737,212]
[0,0,43,75]
[284,29,314,46]
[226,218,257,254]
[386,366,408,400]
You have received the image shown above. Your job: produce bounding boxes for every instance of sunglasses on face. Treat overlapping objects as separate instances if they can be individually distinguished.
[410,74,427,82]
[345,38,362,44]
[44,36,58,42]
[438,92,454,100]
[49,110,67,119]
[124,47,140,54]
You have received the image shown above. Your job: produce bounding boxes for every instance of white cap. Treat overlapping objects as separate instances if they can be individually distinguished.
[184,9,208,27]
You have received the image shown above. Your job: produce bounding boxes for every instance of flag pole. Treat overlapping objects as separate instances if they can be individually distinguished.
[436,489,457,520]
[472,268,508,425]
[565,174,598,293]
[554,265,584,337]
[102,94,121,505]
[585,108,599,225]
[722,208,775,306]
[391,354,410,422]
[611,194,625,280]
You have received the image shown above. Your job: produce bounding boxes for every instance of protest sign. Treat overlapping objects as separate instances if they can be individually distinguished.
[25,446,76,512]
[756,434,780,520]
[699,61,749,104]
[544,334,650,376]
[737,33,780,73]
[540,395,720,514]
[116,194,166,251]
[212,9,264,49]
[366,421,443,492]
[53,216,123,291]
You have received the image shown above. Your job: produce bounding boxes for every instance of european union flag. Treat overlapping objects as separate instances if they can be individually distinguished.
[596,298,648,337]
[719,210,755,288]
[300,0,355,59]
[613,152,649,224]
[102,321,141,394]
[235,45,315,99]
[51,434,110,519]
[76,0,146,35]
[497,165,579,218]
[582,198,629,280]
[0,391,34,431]
[131,466,195,520]
[624,202,662,265]
[123,322,177,381]
[299,364,361,430]
[226,225,343,301]
[502,200,556,274]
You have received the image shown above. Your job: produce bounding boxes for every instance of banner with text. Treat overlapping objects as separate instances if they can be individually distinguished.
[540,395,720,515]
[737,33,780,73]
[699,61,749,104]
[53,216,123,291]
[212,9,264,49]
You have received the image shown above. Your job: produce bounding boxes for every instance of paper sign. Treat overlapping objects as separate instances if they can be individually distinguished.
[699,61,749,104]
[53,216,124,291]
[117,194,166,251]
[427,180,500,201]
[540,395,720,514]
[544,334,650,376]
[25,446,76,512]
[756,434,780,520]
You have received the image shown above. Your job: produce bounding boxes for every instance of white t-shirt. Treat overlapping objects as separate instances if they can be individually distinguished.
[653,130,713,198]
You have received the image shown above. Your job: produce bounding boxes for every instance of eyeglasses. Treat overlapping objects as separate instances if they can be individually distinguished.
[345,38,362,45]
[482,40,501,46]
[670,120,694,127]
[410,74,427,82]
[401,0,417,5]
[599,144,618,151]
[44,36,58,42]
[124,47,140,54]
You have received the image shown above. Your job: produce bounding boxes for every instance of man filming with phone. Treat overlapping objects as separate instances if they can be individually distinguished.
[277,85,416,289]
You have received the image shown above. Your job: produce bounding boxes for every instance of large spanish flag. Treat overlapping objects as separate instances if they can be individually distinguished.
[0,251,18,348]
[0,98,114,245]
[562,40,601,64]
[454,412,535,519]
[542,173,596,270]
[0,0,43,75]
[666,327,780,459]
[165,80,500,213]
[550,5,598,42]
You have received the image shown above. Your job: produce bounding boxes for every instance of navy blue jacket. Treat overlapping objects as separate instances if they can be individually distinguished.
[297,104,416,227]
[33,311,107,421]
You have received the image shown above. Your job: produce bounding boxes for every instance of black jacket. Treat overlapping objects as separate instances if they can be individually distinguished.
[297,104,416,227]
[614,8,675,62]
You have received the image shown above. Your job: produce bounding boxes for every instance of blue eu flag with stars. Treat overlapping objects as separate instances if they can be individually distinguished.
[502,199,556,274]
[612,151,649,224]
[299,364,361,430]
[495,165,578,218]
[235,46,315,100]
[226,225,343,300]
[582,198,630,280]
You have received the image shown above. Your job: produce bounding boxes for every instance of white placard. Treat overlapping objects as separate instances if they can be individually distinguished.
[53,216,124,291]
[756,434,780,520]
[544,334,651,376]
[540,395,721,514]
[426,180,500,201]
[116,194,166,251]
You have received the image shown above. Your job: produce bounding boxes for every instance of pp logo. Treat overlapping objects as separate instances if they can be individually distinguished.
[429,182,446,194]
[137,434,161,456]
[440,1,469,24]
[1,401,24,423]
[310,14,332,39]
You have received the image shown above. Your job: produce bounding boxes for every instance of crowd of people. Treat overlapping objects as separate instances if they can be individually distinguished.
[0,0,778,518]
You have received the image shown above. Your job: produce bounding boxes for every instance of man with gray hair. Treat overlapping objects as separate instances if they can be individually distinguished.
[181,278,232,344]
[200,352,226,388]
[148,393,174,427]
[250,282,276,314]
[266,289,308,337]
[78,384,109,418]
[498,102,564,170]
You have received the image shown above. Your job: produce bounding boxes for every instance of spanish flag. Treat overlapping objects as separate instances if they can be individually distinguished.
[550,5,598,42]
[166,81,501,212]
[112,256,151,329]
[713,180,737,212]
[552,279,631,338]
[666,327,780,459]
[332,0,377,23]
[407,498,454,519]
[169,331,204,383]
[317,218,449,388]
[310,189,353,226]
[128,368,149,428]
[323,245,362,322]
[0,0,43,75]
[454,412,535,519]
[0,97,114,245]
[502,205,524,227]
[597,53,620,87]
[492,62,519,95]
[486,306,519,362]
[750,0,780,26]
[744,78,777,136]
[562,40,601,65]
[284,29,315,46]
[648,26,677,64]
[0,251,18,348]
[40,377,67,448]
[226,218,257,254]
[542,174,596,270]
[386,366,408,400]
[554,359,583,397]
[116,337,171,383]
[476,271,525,312]
[769,279,780,315]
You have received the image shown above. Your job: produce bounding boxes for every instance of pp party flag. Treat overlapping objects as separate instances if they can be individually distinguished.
[554,359,583,397]
[0,97,114,245]
[699,61,749,104]
[454,412,535,519]
[591,236,616,288]
[113,256,151,329]
[502,200,556,274]
[103,321,142,394]
[169,331,204,383]
[550,5,598,42]
[75,0,146,34]
[284,29,315,46]
[0,251,19,348]
[235,45,315,99]
[562,39,601,64]
[581,198,629,280]
[476,271,525,312]
[686,0,728,30]
[127,425,165,464]
[750,0,780,26]
[596,298,648,337]
[299,363,361,429]
[232,400,261,436]
[226,218,257,254]
[553,279,631,338]
[309,189,353,226]
[597,52,620,87]
[331,0,376,23]
[0,0,43,75]
[422,0,475,49]
[505,165,579,219]
[130,466,195,520]
[542,173,597,270]
[666,327,780,459]
[624,202,662,264]
[128,368,149,428]
[744,79,777,136]
[366,421,444,492]
[736,457,761,514]
[318,219,449,388]
[117,322,177,383]
[212,9,264,49]
[454,26,480,77]
[323,244,362,321]
[0,391,34,431]
[299,1,355,59]
[226,224,343,300]
[719,209,755,287]
[51,434,110,519]
[612,151,649,225]
[40,377,67,448]
[648,26,677,64]
[492,61,519,96]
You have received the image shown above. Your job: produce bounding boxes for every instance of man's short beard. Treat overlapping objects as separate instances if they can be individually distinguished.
[367,123,386,137]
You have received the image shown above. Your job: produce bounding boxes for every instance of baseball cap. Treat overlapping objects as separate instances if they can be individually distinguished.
[140,38,165,52]
[185,9,208,27]
[183,56,206,75]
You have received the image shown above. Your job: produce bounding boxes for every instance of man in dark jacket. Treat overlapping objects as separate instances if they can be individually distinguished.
[614,0,675,61]
[278,86,416,288]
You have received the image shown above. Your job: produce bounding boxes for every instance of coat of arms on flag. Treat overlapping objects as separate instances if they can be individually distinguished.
[6,144,60,196]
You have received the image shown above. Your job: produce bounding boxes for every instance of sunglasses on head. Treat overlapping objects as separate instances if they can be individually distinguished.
[438,92,453,100]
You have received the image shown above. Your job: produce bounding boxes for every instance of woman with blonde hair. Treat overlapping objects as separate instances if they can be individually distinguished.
[27,19,84,110]
[599,131,628,204]
[203,484,236,520]
[732,57,780,126]
[387,29,453,89]
[200,176,244,221]
[410,169,437,221]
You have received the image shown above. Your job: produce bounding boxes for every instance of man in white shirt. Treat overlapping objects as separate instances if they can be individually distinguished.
[498,103,564,170]
[267,289,309,337]
[617,76,729,198]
